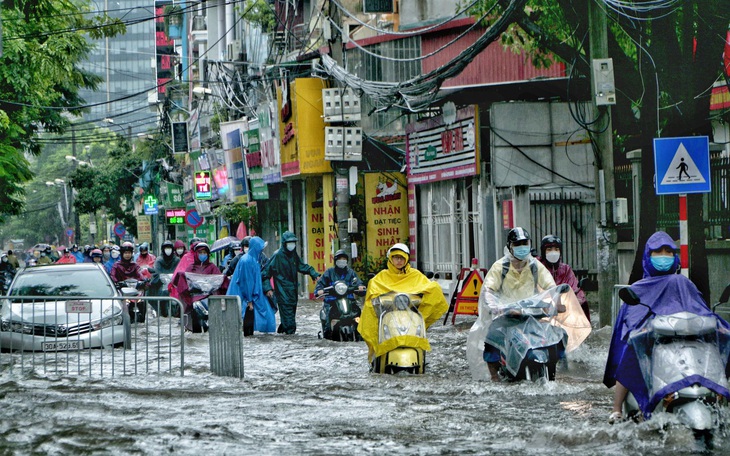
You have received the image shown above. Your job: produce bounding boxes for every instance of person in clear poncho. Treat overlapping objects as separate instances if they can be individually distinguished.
[467,227,556,381]
[603,231,730,423]
[357,243,448,363]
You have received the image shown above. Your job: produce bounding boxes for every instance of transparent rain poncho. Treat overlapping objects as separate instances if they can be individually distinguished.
[466,285,592,380]
[184,273,226,295]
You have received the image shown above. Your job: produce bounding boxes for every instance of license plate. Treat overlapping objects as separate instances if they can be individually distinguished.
[42,341,82,351]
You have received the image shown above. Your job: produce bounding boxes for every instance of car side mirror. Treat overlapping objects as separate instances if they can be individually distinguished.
[618,287,641,305]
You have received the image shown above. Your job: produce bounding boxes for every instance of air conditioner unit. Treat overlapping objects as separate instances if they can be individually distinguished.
[227,40,243,61]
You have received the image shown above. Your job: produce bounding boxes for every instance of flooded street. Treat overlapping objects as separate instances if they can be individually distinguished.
[1,299,728,455]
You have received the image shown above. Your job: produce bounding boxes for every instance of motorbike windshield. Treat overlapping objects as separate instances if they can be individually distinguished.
[184,273,225,294]
[466,285,591,380]
[629,313,730,401]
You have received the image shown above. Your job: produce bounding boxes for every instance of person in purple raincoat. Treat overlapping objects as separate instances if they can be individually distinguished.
[538,235,589,321]
[603,231,730,423]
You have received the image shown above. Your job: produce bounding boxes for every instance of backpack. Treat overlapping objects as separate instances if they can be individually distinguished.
[500,257,538,294]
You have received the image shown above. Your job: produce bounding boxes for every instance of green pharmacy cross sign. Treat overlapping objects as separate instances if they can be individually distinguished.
[143,195,159,215]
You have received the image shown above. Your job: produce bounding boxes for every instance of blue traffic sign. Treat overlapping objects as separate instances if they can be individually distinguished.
[653,136,711,195]
[185,209,203,229]
[113,223,126,237]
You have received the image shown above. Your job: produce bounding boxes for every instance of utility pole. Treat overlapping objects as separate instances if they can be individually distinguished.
[589,2,618,327]
[327,2,351,260]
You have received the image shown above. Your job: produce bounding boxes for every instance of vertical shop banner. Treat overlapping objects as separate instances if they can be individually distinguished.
[259,102,282,184]
[245,119,269,200]
[154,1,174,94]
[296,79,330,175]
[322,174,336,266]
[306,177,326,274]
[278,82,300,177]
[164,182,184,207]
[221,122,249,204]
[364,173,410,262]
[136,215,152,243]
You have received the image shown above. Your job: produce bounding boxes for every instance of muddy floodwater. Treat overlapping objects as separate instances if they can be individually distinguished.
[1,299,728,455]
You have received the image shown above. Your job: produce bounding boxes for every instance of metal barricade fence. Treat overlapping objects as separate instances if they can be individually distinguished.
[611,284,630,331]
[208,295,244,378]
[0,295,185,377]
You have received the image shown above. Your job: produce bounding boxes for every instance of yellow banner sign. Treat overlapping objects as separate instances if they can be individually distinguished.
[364,172,409,263]
[136,215,152,243]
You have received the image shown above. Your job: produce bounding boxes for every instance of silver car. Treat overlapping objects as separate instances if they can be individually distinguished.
[0,263,131,351]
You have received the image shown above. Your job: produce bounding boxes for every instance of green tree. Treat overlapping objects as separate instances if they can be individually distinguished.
[469,0,730,299]
[0,0,124,222]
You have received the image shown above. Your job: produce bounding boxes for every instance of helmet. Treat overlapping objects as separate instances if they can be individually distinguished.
[190,237,203,247]
[507,227,530,249]
[161,240,174,250]
[120,241,135,253]
[387,243,410,258]
[242,236,251,247]
[90,248,103,259]
[71,244,78,250]
[231,241,242,250]
[334,249,348,260]
[102,244,111,252]
[139,242,149,252]
[540,235,562,258]
[111,245,120,252]
[194,242,210,253]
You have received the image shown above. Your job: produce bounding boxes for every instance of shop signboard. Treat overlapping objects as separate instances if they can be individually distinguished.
[166,208,186,225]
[137,215,152,243]
[194,171,212,200]
[221,120,249,204]
[245,119,269,200]
[306,177,327,274]
[259,102,282,184]
[406,105,479,184]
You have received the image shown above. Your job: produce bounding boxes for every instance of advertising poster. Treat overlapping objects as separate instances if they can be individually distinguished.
[245,118,269,200]
[364,172,409,262]
[259,102,282,184]
[306,176,326,274]
[136,215,152,243]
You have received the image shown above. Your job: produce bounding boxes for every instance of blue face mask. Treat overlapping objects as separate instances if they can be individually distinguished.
[650,255,675,272]
[198,254,208,262]
[512,246,531,260]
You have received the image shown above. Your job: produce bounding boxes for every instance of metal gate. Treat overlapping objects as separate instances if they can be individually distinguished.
[530,189,596,274]
[0,296,186,377]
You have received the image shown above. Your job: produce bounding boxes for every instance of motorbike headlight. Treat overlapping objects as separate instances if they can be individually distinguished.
[382,325,391,340]
[334,282,349,296]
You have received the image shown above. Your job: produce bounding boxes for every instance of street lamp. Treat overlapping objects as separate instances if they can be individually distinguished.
[103,117,130,141]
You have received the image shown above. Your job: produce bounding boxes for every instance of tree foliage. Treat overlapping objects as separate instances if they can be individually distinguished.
[0,0,124,222]
[469,0,730,299]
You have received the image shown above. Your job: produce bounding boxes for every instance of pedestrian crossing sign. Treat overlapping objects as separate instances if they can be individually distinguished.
[653,136,711,195]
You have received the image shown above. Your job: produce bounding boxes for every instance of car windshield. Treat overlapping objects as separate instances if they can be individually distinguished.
[9,269,115,297]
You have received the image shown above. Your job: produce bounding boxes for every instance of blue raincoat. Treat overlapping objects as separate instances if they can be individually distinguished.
[228,236,276,333]
[603,231,730,416]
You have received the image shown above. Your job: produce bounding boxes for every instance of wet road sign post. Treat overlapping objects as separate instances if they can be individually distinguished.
[653,136,711,277]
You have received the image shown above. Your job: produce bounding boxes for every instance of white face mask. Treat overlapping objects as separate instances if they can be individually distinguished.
[335,259,348,269]
[286,242,296,252]
[545,251,560,264]
[176,248,185,256]
[164,248,173,256]
[111,251,120,259]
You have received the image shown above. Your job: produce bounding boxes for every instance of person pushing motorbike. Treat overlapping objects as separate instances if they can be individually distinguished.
[315,249,365,340]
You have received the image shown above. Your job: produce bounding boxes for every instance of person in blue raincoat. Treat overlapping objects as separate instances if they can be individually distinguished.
[603,231,730,423]
[228,236,276,336]
[262,231,320,334]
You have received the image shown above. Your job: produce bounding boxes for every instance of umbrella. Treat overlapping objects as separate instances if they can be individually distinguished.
[210,236,239,253]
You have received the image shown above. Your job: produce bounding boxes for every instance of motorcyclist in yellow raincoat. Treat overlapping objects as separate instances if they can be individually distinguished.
[358,243,448,363]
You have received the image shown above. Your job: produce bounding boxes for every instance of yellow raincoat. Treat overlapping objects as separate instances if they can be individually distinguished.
[358,258,448,361]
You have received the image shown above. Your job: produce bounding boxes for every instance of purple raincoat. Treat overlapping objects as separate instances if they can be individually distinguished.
[603,231,730,416]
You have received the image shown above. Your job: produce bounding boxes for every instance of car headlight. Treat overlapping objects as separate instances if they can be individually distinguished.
[1,318,34,334]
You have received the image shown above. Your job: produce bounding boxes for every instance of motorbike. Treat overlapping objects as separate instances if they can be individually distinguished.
[370,291,428,374]
[0,270,14,295]
[182,272,226,333]
[317,279,363,342]
[115,278,150,323]
[619,286,730,442]
[466,284,591,382]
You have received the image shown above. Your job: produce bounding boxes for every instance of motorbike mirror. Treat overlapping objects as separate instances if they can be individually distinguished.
[425,271,434,279]
[618,287,641,305]
[718,283,730,305]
